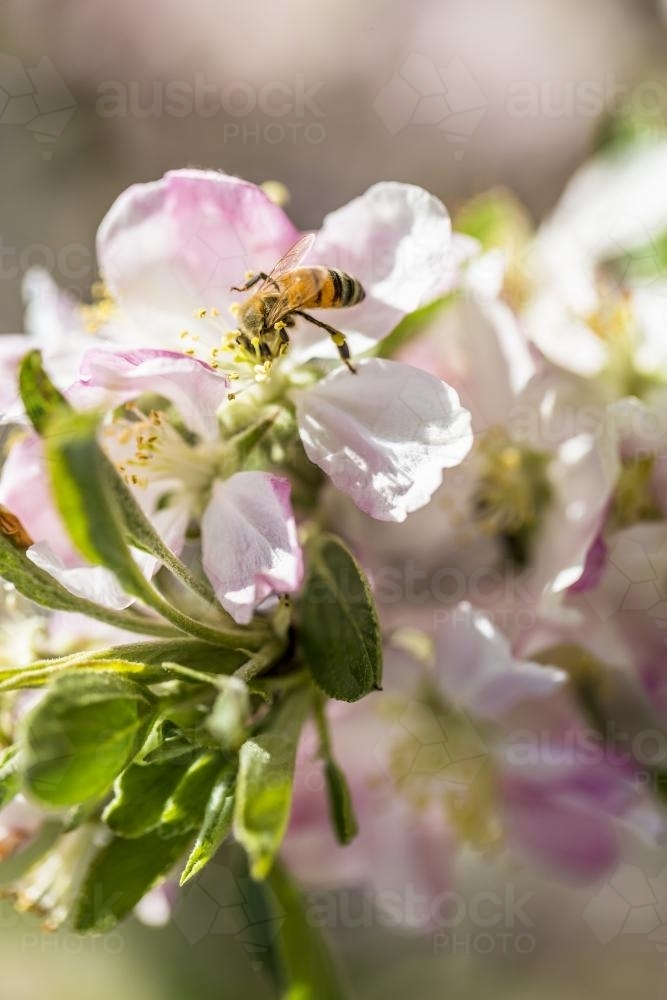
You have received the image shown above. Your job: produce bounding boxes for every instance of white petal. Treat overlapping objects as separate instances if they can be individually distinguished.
[201,472,302,624]
[27,542,133,610]
[534,432,619,596]
[436,603,567,719]
[294,358,473,522]
[401,296,536,432]
[288,182,470,361]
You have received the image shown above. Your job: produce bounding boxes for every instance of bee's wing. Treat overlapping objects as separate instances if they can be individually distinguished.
[259,232,316,289]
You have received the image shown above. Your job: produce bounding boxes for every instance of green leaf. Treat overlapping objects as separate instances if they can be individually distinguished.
[22,671,156,808]
[74,828,192,932]
[299,535,382,702]
[180,764,236,884]
[0,745,22,809]
[266,861,346,1000]
[160,751,224,837]
[103,756,192,838]
[234,689,309,879]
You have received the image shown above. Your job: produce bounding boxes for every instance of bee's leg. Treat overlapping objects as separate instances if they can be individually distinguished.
[275,323,291,356]
[292,311,357,373]
[236,332,252,350]
[231,271,271,292]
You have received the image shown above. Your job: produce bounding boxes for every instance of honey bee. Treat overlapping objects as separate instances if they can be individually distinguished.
[230,233,365,373]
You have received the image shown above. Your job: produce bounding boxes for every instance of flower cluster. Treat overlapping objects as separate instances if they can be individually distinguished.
[0,147,666,981]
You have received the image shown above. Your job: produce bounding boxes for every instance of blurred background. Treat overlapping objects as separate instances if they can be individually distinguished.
[2,0,667,996]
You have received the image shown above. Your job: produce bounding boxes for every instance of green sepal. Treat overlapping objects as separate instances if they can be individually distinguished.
[0,639,246,692]
[180,763,236,884]
[159,751,225,837]
[103,756,193,838]
[323,759,358,847]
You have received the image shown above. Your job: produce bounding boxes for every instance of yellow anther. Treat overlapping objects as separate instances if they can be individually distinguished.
[260,180,290,207]
[229,303,241,317]
[227,392,236,401]
[332,333,346,347]
[179,330,190,339]
[209,307,220,317]
[194,308,207,319]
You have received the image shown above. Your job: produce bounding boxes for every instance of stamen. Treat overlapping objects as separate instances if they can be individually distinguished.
[79,282,116,334]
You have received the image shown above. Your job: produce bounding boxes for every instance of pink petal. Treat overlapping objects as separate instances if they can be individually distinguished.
[294,358,473,522]
[501,777,620,881]
[201,471,302,624]
[79,347,230,439]
[95,169,299,351]
[568,533,608,594]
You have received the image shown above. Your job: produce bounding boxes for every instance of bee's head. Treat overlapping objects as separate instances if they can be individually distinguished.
[236,300,265,337]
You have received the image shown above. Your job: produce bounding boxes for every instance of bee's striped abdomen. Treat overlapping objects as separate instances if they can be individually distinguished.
[327,268,365,307]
